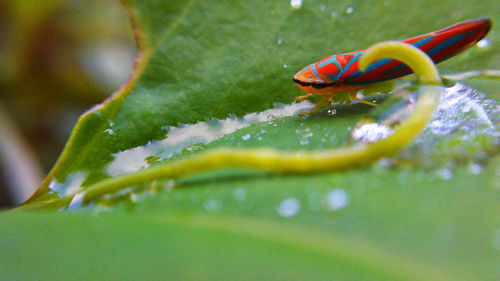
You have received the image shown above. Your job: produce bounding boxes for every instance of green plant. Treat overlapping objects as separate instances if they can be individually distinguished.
[1,1,498,280]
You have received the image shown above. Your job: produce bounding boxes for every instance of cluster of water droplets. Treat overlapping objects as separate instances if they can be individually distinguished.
[427,83,496,136]
[48,171,86,198]
[296,126,314,146]
[351,123,393,143]
[104,120,115,135]
[156,183,351,219]
[412,83,497,163]
[276,188,350,218]
[198,187,254,213]
[288,1,357,18]
[347,81,497,181]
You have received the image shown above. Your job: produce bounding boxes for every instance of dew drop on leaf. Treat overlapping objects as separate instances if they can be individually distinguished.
[203,199,220,212]
[233,188,247,201]
[352,123,393,143]
[476,38,490,48]
[468,163,483,175]
[290,0,302,9]
[277,198,300,217]
[437,168,454,180]
[67,192,86,211]
[327,108,336,115]
[326,189,350,210]
[104,128,115,135]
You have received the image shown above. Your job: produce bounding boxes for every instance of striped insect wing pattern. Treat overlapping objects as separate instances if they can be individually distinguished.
[314,54,357,83]
[342,18,491,86]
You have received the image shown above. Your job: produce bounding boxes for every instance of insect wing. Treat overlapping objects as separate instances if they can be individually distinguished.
[341,18,491,85]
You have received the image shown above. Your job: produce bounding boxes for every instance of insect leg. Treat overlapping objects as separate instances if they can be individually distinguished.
[349,92,378,106]
[295,93,312,101]
[299,94,335,118]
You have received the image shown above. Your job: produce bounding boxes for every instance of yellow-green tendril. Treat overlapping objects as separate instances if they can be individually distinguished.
[68,42,443,206]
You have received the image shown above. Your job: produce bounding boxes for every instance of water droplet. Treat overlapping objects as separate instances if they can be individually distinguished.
[300,139,309,145]
[327,108,336,115]
[242,134,251,140]
[130,193,139,203]
[320,4,326,11]
[67,192,86,210]
[48,172,86,198]
[346,6,354,14]
[330,11,338,18]
[277,198,300,217]
[476,38,490,48]
[326,189,350,210]
[352,123,393,142]
[277,37,283,45]
[104,128,115,135]
[162,180,176,192]
[233,188,247,201]
[283,64,288,68]
[467,163,482,175]
[203,199,220,212]
[437,168,453,180]
[290,0,302,9]
[257,136,262,141]
[377,158,393,168]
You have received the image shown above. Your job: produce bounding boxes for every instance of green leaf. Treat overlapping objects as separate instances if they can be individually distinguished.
[25,0,499,203]
[6,0,499,279]
[1,161,499,280]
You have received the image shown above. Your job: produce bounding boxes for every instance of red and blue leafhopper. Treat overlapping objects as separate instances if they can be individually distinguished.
[293,18,492,110]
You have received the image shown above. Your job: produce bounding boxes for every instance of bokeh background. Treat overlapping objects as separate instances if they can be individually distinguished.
[0,0,136,206]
